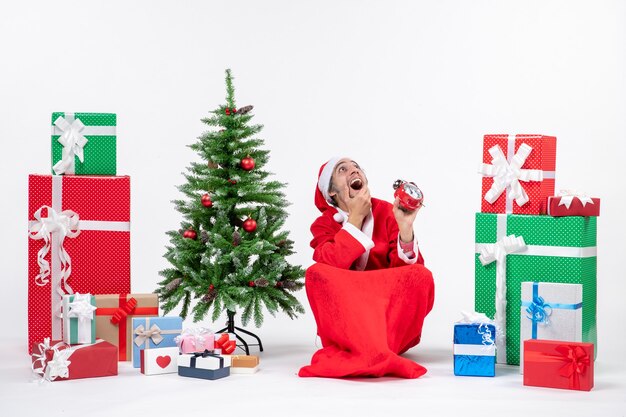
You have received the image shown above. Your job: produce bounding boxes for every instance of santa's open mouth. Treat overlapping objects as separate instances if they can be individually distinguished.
[349,178,363,190]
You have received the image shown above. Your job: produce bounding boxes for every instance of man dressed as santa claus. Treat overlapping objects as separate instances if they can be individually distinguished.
[299,157,435,379]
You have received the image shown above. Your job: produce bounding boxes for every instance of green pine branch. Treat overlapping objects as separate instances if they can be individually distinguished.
[156,69,305,328]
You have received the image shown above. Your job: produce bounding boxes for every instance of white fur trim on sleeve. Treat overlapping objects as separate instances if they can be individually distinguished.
[343,222,375,251]
[397,236,419,264]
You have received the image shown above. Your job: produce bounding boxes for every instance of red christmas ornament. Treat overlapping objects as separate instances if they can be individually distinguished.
[242,217,257,233]
[275,281,283,288]
[248,280,255,287]
[228,179,237,185]
[209,284,214,290]
[232,107,237,113]
[201,193,213,208]
[225,108,231,115]
[240,155,255,171]
[183,228,197,240]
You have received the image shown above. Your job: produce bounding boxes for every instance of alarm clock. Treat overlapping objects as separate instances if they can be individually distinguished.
[393,179,424,212]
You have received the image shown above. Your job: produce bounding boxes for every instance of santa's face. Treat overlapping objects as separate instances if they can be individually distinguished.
[328,158,368,208]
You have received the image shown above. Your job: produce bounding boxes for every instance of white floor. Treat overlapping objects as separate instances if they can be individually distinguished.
[2,336,625,417]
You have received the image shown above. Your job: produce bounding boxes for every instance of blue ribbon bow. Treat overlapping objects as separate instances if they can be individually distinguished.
[525,294,553,325]
[521,282,583,339]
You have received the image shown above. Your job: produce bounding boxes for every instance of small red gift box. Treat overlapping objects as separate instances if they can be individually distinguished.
[479,134,556,215]
[27,175,131,353]
[214,333,237,354]
[31,339,118,381]
[523,339,594,391]
[546,194,600,217]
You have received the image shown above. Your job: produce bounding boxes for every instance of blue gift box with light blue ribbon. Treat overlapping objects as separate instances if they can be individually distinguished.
[520,281,583,373]
[131,316,183,368]
[453,323,496,377]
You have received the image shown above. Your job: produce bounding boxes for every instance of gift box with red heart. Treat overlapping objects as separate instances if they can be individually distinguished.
[131,316,183,368]
[523,339,594,391]
[140,346,179,375]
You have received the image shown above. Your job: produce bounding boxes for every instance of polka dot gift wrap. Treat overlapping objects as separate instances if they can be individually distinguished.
[479,134,556,215]
[51,112,117,175]
[474,212,597,366]
[28,175,131,353]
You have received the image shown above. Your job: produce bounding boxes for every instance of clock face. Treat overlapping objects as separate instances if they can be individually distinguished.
[404,183,423,200]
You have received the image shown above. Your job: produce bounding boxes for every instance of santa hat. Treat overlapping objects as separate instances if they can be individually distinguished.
[315,157,346,222]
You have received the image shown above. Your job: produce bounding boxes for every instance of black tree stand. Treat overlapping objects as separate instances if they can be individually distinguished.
[216,310,264,355]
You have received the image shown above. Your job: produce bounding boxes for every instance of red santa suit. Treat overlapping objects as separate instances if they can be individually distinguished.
[298,158,435,379]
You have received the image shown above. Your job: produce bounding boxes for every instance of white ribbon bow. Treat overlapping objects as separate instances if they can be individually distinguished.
[67,293,96,322]
[134,324,164,346]
[479,143,543,207]
[32,338,73,382]
[478,235,527,266]
[457,311,500,347]
[45,348,72,380]
[478,235,527,358]
[557,190,595,209]
[457,311,494,325]
[175,327,213,350]
[52,116,88,175]
[28,206,80,291]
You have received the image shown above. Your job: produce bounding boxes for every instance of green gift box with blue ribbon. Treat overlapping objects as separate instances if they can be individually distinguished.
[475,213,597,365]
[519,281,582,373]
[51,112,116,175]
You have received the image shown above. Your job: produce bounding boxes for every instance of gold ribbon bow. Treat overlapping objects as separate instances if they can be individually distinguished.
[133,324,163,347]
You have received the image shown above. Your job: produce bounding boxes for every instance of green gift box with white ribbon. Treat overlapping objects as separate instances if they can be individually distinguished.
[474,212,597,365]
[62,293,97,345]
[51,112,116,175]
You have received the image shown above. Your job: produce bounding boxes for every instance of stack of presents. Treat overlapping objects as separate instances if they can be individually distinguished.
[453,134,598,391]
[28,112,259,382]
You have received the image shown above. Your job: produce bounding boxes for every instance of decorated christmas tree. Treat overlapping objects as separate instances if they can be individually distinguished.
[156,69,305,329]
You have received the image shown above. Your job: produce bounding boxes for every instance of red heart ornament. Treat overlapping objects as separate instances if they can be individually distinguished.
[156,355,171,369]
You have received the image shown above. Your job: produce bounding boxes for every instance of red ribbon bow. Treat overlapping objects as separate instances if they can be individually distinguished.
[110,297,137,325]
[555,345,590,390]
[215,333,236,354]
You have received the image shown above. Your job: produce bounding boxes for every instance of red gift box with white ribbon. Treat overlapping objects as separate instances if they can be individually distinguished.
[523,339,594,391]
[479,134,556,215]
[27,175,131,353]
[31,338,118,381]
[546,191,600,217]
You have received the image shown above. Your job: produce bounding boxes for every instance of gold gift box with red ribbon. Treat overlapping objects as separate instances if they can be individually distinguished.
[95,294,159,361]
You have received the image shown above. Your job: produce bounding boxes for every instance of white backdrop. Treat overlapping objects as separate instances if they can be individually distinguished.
[1,0,625,375]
